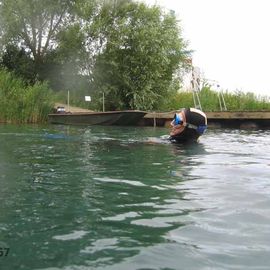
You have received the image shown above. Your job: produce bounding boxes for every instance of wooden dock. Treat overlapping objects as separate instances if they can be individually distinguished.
[52,104,270,129]
[141,111,270,129]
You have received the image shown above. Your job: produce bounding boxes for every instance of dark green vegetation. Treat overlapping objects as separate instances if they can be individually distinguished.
[0,70,53,123]
[0,0,269,123]
[163,86,270,111]
[0,0,190,119]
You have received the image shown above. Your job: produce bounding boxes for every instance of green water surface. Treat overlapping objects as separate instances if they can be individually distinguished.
[1,124,270,270]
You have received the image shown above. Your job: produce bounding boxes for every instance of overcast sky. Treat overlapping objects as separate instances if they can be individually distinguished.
[140,0,270,96]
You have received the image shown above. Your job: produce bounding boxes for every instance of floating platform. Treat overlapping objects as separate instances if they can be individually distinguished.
[140,111,270,129]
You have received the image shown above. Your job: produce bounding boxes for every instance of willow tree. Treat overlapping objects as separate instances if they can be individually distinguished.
[0,0,75,59]
[90,0,190,110]
[0,0,98,86]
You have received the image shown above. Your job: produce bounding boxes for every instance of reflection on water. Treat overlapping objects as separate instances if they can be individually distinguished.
[0,125,270,270]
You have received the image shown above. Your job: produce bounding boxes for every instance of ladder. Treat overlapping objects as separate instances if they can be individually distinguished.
[217,85,227,111]
[191,67,202,110]
[192,89,202,111]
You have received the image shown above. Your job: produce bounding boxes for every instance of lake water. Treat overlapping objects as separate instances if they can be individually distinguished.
[0,124,270,270]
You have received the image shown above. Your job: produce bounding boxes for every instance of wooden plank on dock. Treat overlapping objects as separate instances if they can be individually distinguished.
[144,111,270,120]
[206,111,270,119]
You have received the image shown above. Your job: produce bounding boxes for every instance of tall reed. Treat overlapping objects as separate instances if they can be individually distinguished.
[0,69,54,123]
[160,87,270,111]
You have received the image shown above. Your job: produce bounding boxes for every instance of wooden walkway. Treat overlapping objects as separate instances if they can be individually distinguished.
[52,104,270,128]
[142,111,270,128]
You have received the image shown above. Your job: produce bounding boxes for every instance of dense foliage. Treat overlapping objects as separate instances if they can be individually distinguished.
[0,0,190,112]
[0,70,53,123]
[161,86,270,111]
[90,2,188,110]
[0,0,269,119]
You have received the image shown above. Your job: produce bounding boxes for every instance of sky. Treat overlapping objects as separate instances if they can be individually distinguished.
[141,0,270,96]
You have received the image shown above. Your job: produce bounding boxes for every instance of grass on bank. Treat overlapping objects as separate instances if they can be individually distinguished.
[56,87,270,112]
[161,87,270,111]
[0,70,54,123]
[1,68,270,124]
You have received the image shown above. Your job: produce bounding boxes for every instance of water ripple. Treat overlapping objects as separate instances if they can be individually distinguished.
[1,126,270,270]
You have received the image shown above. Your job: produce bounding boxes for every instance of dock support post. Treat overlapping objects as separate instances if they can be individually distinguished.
[153,112,156,127]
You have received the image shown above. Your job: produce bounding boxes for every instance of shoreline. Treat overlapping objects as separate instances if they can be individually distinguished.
[2,108,270,129]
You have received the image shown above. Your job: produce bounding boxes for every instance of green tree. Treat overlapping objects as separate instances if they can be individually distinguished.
[0,0,97,90]
[1,44,36,83]
[0,0,82,82]
[90,1,190,110]
[0,0,190,111]
[0,0,73,61]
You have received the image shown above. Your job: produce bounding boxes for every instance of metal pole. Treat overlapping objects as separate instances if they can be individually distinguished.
[218,93,222,111]
[195,91,202,110]
[192,91,196,108]
[221,92,227,111]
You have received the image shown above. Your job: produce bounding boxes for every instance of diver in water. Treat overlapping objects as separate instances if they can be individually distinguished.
[169,108,207,143]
